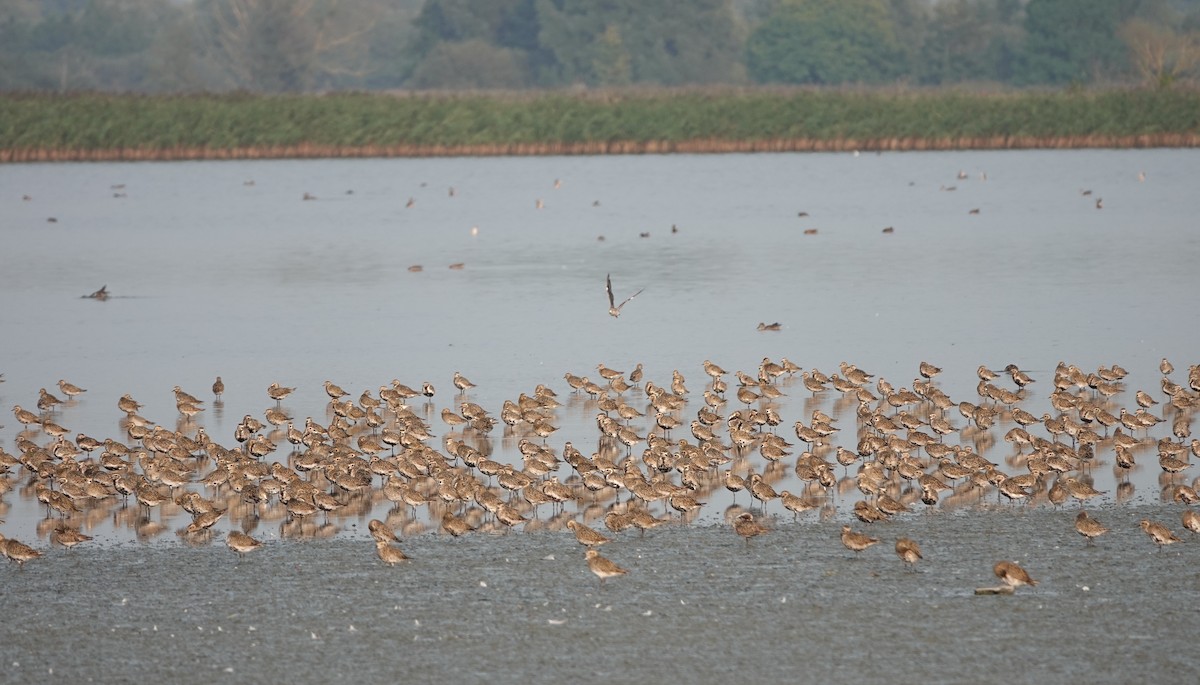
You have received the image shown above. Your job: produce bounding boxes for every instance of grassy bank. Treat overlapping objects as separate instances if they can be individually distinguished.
[2,88,1198,162]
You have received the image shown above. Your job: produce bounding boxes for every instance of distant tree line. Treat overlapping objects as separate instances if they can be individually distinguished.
[1,0,1198,92]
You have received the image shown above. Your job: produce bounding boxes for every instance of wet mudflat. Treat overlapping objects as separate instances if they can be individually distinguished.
[3,504,1199,685]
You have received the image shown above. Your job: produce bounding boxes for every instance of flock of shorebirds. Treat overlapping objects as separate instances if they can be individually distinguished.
[2,355,1199,593]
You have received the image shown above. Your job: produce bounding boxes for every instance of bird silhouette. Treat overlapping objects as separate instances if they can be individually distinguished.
[606,274,644,318]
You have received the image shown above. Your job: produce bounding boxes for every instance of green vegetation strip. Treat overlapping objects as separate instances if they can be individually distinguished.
[2,89,1198,161]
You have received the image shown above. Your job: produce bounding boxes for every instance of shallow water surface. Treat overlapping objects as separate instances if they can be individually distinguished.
[2,149,1199,683]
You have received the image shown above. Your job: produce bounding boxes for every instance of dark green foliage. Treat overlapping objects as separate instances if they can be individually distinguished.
[1019,0,1140,84]
[746,0,906,85]
[2,0,1199,92]
[919,0,1024,85]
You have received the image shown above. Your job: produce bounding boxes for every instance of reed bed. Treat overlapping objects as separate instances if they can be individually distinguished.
[2,89,1197,162]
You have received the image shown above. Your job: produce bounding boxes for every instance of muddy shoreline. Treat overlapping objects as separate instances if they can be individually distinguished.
[4,133,1199,163]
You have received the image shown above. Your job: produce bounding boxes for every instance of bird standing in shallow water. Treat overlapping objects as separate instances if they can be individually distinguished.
[51,525,93,549]
[57,379,87,398]
[606,274,644,318]
[267,382,294,403]
[567,520,612,547]
[368,519,400,544]
[453,372,475,395]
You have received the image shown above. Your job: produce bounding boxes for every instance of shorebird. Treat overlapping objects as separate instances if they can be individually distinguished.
[584,549,628,587]
[177,400,204,419]
[1173,485,1200,505]
[747,474,778,511]
[1074,511,1108,545]
[840,525,880,555]
[1140,519,1181,549]
[453,372,476,394]
[172,385,202,406]
[212,376,224,399]
[1135,390,1157,409]
[57,379,87,398]
[375,540,410,565]
[1005,364,1035,388]
[567,520,612,547]
[736,386,760,406]
[240,414,264,434]
[853,500,889,524]
[994,561,1037,589]
[757,322,782,331]
[629,363,644,383]
[801,371,827,395]
[1047,480,1068,508]
[186,510,225,535]
[226,531,263,558]
[895,537,923,571]
[368,519,401,544]
[51,525,93,549]
[495,504,529,530]
[267,382,295,403]
[441,513,475,537]
[703,359,727,382]
[779,490,816,519]
[37,388,63,411]
[1062,477,1104,504]
[0,536,42,567]
[117,394,144,414]
[628,509,668,536]
[1158,452,1189,477]
[323,380,348,399]
[441,408,468,428]
[603,511,634,533]
[668,493,704,518]
[264,407,291,427]
[733,512,768,546]
[723,470,746,502]
[563,373,587,393]
[1182,510,1200,537]
[12,405,40,426]
[606,274,644,318]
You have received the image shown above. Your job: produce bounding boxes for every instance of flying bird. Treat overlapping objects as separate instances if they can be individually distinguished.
[606,274,644,318]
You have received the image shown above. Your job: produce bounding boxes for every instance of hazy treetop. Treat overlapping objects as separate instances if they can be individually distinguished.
[1,0,1198,92]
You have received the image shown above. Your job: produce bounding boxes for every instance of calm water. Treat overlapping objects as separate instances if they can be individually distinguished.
[2,150,1199,683]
